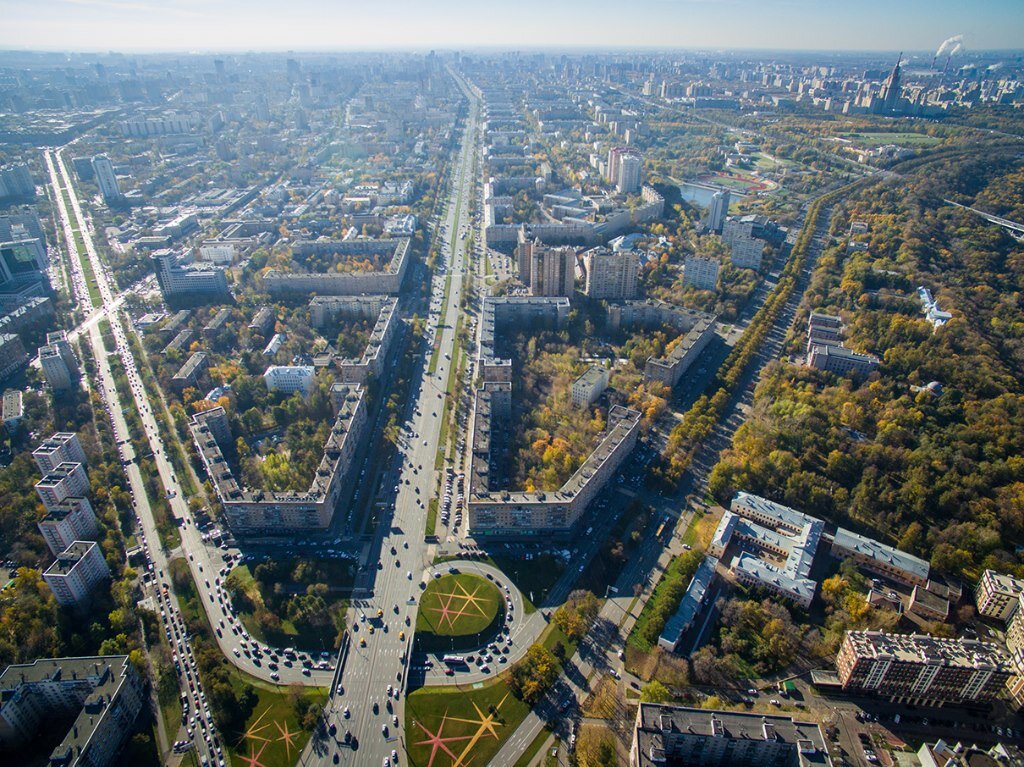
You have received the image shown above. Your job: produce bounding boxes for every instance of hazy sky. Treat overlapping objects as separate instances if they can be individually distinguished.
[2,0,1022,54]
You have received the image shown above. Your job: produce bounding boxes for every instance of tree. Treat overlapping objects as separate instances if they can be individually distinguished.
[639,680,670,704]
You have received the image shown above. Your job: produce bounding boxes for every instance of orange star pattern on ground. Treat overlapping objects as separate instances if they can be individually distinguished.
[424,580,494,631]
[412,693,510,767]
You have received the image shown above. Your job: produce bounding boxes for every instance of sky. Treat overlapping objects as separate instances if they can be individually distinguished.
[1,0,1022,54]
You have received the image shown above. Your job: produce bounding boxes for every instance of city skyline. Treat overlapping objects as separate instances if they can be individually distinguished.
[1,0,1022,54]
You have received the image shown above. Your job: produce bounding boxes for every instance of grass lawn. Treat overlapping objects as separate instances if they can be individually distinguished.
[227,676,327,767]
[404,677,530,767]
[228,561,352,653]
[417,573,501,637]
[490,553,566,613]
[841,131,940,147]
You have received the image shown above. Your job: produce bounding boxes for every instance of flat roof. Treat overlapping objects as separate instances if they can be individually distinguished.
[634,703,832,767]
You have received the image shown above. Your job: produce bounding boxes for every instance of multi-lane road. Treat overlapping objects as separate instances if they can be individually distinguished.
[304,70,483,767]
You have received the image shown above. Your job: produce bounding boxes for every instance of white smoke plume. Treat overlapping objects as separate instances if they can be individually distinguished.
[935,35,964,59]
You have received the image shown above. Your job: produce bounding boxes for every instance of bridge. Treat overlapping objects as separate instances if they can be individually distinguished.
[945,199,1024,237]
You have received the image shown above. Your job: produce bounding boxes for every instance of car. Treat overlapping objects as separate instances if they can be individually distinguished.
[343,706,350,718]
[399,631,405,640]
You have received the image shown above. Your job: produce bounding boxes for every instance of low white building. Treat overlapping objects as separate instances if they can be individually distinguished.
[571,365,609,409]
[263,365,315,396]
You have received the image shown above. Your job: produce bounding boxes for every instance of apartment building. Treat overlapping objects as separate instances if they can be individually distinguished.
[35,462,90,512]
[263,237,410,297]
[630,703,831,767]
[516,239,575,297]
[479,296,570,383]
[0,655,145,767]
[582,247,639,300]
[33,432,86,474]
[171,351,209,391]
[729,233,765,270]
[248,305,276,337]
[310,295,398,385]
[43,541,110,607]
[607,300,716,388]
[38,497,98,557]
[190,388,366,535]
[683,255,720,291]
[835,631,1012,706]
[658,556,719,653]
[976,570,1024,624]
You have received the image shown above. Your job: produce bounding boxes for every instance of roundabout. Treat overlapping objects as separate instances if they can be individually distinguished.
[416,571,502,648]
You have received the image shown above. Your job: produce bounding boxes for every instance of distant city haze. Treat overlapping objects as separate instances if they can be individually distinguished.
[1,0,1022,53]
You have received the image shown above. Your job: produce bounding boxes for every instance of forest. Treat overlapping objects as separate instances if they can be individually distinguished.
[708,150,1024,581]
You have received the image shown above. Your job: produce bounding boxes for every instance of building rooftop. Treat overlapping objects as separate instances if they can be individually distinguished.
[44,540,99,576]
[844,631,1010,672]
[833,526,930,582]
[634,703,832,767]
[0,655,138,765]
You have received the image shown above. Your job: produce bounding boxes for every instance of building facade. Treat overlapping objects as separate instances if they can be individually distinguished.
[975,570,1024,624]
[571,365,610,409]
[630,703,832,767]
[835,631,1012,706]
[43,541,110,607]
[683,255,720,291]
[33,432,86,474]
[0,655,145,767]
[582,248,639,300]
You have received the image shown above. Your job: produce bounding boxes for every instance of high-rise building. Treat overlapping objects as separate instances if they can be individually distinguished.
[151,250,228,299]
[976,569,1024,623]
[705,190,730,233]
[33,432,86,474]
[616,153,642,194]
[38,497,98,557]
[522,241,575,297]
[528,243,577,296]
[0,655,145,767]
[582,248,639,300]
[38,331,79,393]
[43,541,110,607]
[91,155,121,203]
[35,462,90,512]
[0,164,35,201]
[683,255,720,291]
[835,630,1012,706]
[879,54,903,114]
[729,234,765,270]
[605,146,642,187]
[39,344,73,391]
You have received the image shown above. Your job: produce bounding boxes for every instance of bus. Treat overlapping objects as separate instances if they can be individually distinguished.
[442,655,465,665]
[655,522,666,539]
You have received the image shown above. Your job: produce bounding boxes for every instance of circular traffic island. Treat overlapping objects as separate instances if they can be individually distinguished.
[416,572,503,651]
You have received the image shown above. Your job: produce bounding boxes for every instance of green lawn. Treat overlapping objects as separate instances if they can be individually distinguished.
[841,131,940,148]
[404,677,530,767]
[228,561,351,653]
[227,677,327,767]
[417,573,501,637]
[489,553,566,613]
